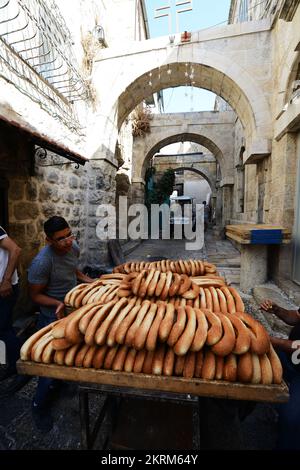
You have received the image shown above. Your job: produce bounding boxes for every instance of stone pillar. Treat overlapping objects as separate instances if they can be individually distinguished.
[131,178,145,205]
[240,245,268,293]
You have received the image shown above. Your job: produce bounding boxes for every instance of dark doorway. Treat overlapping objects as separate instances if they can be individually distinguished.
[0,177,9,230]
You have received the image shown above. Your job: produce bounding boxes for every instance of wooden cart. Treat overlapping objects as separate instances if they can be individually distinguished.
[18,361,289,450]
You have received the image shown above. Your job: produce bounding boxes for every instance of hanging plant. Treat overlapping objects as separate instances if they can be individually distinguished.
[132,107,153,137]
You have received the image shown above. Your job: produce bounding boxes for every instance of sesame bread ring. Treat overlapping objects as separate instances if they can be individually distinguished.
[51,338,74,351]
[267,345,283,384]
[79,304,104,335]
[95,297,128,346]
[161,259,167,273]
[74,344,90,367]
[183,351,196,378]
[189,260,196,277]
[106,297,137,347]
[215,355,224,380]
[158,303,175,342]
[160,271,173,300]
[92,345,108,369]
[66,303,103,345]
[223,312,251,355]
[147,270,160,297]
[124,348,137,372]
[168,273,181,297]
[251,353,262,384]
[103,345,119,370]
[54,348,67,366]
[41,341,55,364]
[237,351,253,383]
[31,332,53,362]
[190,308,208,352]
[131,270,147,295]
[111,345,128,371]
[209,286,220,312]
[170,261,177,273]
[134,303,158,350]
[223,353,237,382]
[152,343,166,375]
[228,286,245,312]
[220,286,236,313]
[182,282,200,300]
[155,272,167,297]
[84,300,118,346]
[259,353,273,385]
[162,347,175,376]
[114,305,140,345]
[234,311,270,355]
[199,287,206,309]
[145,301,166,351]
[216,288,228,313]
[194,350,204,378]
[167,306,186,347]
[174,354,186,376]
[20,320,59,361]
[142,350,155,374]
[178,260,186,274]
[202,309,223,346]
[133,349,147,373]
[178,274,192,296]
[201,349,216,380]
[64,343,82,367]
[183,260,191,276]
[124,300,151,347]
[204,288,213,311]
[211,312,236,356]
[173,306,197,356]
[83,345,98,368]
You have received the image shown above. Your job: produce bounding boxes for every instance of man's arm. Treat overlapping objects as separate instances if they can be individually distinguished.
[271,336,300,356]
[76,269,94,284]
[0,236,21,297]
[28,283,65,319]
[260,299,300,326]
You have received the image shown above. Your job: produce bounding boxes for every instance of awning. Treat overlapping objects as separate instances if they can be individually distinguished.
[0,109,88,166]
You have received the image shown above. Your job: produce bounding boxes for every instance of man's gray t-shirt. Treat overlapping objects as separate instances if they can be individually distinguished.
[28,242,79,318]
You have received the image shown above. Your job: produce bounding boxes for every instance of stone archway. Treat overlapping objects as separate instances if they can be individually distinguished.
[134,128,230,185]
[94,23,272,163]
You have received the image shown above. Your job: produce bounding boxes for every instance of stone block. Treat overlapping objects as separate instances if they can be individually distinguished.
[14,202,39,220]
[9,180,24,200]
[25,181,38,201]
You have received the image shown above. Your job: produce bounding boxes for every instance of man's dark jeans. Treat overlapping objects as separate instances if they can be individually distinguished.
[276,350,300,450]
[34,314,59,408]
[0,284,21,374]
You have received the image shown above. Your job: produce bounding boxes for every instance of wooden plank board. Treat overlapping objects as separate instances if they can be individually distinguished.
[226,224,291,240]
[226,231,291,245]
[17,360,289,403]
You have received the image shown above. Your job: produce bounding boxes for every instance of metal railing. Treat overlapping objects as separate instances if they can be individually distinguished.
[0,0,88,132]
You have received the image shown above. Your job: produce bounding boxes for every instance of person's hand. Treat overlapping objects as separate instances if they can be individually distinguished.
[0,279,13,297]
[260,299,277,314]
[55,302,65,319]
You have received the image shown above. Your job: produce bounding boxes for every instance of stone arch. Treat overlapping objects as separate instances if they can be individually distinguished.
[172,166,215,197]
[140,132,223,182]
[114,55,271,155]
